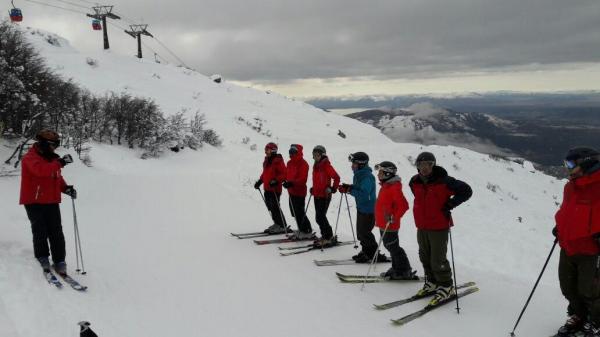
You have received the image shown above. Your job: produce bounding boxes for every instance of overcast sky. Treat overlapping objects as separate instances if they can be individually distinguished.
[5,0,600,97]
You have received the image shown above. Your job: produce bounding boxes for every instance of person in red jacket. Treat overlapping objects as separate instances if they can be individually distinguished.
[20,130,76,274]
[310,145,340,245]
[409,152,472,306]
[374,161,417,280]
[254,142,288,234]
[283,144,314,240]
[553,147,600,337]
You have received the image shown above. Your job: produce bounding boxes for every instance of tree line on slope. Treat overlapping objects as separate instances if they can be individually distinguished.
[0,20,221,167]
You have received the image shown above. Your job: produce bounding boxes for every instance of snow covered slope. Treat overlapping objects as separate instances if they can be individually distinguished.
[0,27,567,337]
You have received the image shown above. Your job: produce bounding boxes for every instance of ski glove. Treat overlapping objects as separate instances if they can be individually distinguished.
[58,154,73,167]
[552,226,558,238]
[269,179,278,187]
[339,183,352,194]
[254,180,262,189]
[282,181,293,189]
[64,185,77,199]
[326,187,337,194]
[309,187,314,195]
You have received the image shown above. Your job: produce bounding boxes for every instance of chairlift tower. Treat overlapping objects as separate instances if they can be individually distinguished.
[86,5,120,50]
[124,24,153,58]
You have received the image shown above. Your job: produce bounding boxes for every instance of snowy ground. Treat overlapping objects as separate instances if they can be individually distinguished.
[0,27,570,337]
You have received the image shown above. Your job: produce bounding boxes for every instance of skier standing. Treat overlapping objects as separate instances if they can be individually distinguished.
[310,145,340,245]
[409,152,472,305]
[20,130,77,274]
[373,161,417,279]
[339,152,387,263]
[283,144,313,240]
[553,147,600,337]
[254,142,288,234]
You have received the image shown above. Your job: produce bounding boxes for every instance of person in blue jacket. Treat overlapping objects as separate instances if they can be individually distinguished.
[339,152,388,263]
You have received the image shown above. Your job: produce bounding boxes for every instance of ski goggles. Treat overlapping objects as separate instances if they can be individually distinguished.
[563,159,578,170]
[416,161,435,169]
[374,164,396,174]
[41,139,60,148]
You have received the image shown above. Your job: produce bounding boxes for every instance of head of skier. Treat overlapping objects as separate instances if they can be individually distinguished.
[416,152,436,178]
[312,145,326,162]
[264,142,278,157]
[564,147,600,179]
[348,152,369,172]
[289,144,303,159]
[35,129,61,155]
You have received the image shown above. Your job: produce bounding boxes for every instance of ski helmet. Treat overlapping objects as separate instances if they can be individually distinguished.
[348,152,369,165]
[265,142,278,152]
[313,145,326,155]
[36,129,60,147]
[415,152,436,165]
[375,161,397,180]
[564,147,599,173]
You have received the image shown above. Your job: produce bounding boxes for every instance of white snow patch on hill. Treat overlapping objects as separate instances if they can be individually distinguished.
[0,27,569,337]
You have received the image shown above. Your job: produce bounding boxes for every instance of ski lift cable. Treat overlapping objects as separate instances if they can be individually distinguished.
[22,0,87,14]
[47,0,89,9]
[71,0,98,5]
[153,36,189,68]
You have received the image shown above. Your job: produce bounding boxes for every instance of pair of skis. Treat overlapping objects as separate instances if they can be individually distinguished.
[335,272,424,283]
[280,241,353,256]
[43,268,87,291]
[230,231,280,239]
[314,258,390,266]
[336,271,478,325]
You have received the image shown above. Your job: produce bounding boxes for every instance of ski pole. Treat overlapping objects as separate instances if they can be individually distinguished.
[333,193,343,236]
[509,239,558,337]
[71,197,86,274]
[361,220,391,291]
[344,193,358,249]
[449,228,459,313]
[272,191,289,234]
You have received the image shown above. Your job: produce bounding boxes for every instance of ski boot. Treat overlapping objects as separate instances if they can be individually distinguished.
[416,281,436,296]
[428,285,455,306]
[583,322,600,337]
[380,268,418,280]
[555,315,584,337]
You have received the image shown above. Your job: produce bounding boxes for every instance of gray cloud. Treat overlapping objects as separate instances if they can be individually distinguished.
[9,0,600,82]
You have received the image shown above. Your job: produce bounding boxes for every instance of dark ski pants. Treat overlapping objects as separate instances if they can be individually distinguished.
[24,204,66,264]
[314,196,333,240]
[357,211,378,257]
[417,229,453,287]
[288,195,312,233]
[381,230,412,272]
[559,249,600,325]
[264,191,287,228]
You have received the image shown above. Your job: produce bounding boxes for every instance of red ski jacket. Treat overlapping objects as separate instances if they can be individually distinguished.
[555,167,600,256]
[409,166,472,230]
[311,156,340,198]
[260,153,286,194]
[19,144,68,205]
[375,177,409,231]
[286,145,309,197]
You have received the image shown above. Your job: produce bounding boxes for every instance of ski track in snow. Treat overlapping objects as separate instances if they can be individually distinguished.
[0,27,570,337]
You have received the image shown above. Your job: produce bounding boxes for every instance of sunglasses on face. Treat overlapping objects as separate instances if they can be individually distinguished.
[416,161,434,169]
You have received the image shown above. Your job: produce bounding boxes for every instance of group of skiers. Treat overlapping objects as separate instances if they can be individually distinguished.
[16,129,600,336]
[253,142,473,305]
